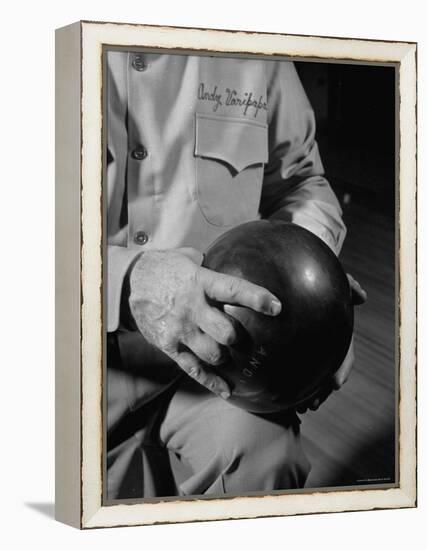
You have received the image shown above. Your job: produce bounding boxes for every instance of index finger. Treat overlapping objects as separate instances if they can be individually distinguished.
[198,267,281,316]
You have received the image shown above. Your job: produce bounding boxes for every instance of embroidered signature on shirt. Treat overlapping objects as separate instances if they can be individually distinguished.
[198,83,267,117]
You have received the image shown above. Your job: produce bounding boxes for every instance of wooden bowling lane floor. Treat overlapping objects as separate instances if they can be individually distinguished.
[301,193,396,488]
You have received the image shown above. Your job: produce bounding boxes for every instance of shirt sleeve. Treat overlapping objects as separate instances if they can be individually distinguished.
[261,61,346,256]
[106,51,206,333]
[108,246,143,333]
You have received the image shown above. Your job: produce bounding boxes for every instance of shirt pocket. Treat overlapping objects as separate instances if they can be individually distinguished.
[194,113,268,227]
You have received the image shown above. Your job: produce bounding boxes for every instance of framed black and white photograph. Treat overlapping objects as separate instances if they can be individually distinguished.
[55,21,417,529]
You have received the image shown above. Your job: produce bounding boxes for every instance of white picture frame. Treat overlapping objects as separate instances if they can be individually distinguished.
[55,20,417,529]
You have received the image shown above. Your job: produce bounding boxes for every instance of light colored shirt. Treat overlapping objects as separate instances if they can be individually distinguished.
[107,51,346,333]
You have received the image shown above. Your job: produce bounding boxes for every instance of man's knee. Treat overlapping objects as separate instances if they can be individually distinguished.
[214,407,311,491]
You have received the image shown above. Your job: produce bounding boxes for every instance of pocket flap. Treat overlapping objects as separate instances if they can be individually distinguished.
[195,113,268,173]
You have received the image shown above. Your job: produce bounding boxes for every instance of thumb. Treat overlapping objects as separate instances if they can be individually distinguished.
[347,273,367,305]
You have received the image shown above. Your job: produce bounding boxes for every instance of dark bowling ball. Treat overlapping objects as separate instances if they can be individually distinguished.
[203,219,354,413]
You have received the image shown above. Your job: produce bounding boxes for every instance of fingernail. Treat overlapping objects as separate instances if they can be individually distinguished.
[270,299,282,315]
[220,391,230,400]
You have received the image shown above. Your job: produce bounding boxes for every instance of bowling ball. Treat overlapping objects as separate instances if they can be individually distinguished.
[203,220,354,413]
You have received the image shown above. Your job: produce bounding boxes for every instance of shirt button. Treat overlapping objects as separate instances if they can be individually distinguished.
[132,55,147,72]
[131,145,148,160]
[134,231,149,245]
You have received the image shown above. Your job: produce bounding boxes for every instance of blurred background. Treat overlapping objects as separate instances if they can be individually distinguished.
[295,61,396,488]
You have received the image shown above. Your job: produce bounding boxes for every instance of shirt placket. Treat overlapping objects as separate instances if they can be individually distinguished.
[126,51,155,250]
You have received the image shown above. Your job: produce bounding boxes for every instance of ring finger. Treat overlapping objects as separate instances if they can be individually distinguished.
[182,329,229,367]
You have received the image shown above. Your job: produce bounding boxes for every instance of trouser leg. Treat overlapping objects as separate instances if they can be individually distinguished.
[159,375,311,496]
[106,331,181,500]
[107,330,311,499]
[107,386,180,500]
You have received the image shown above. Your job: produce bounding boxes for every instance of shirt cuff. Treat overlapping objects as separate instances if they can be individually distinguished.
[107,246,143,333]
